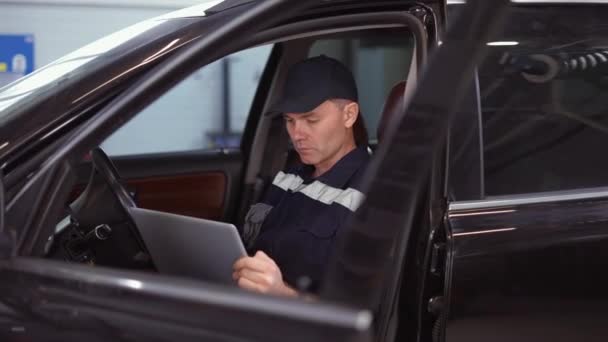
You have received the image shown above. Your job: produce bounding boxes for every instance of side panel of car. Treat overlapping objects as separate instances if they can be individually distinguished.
[446,195,608,342]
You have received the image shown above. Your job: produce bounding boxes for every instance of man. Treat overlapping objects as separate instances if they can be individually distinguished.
[232,55,370,297]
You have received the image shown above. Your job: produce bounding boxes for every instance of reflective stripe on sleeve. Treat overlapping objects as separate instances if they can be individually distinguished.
[271,171,365,212]
[272,171,304,191]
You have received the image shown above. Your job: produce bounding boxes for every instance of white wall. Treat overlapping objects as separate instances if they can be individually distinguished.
[100,46,272,156]
[0,2,178,68]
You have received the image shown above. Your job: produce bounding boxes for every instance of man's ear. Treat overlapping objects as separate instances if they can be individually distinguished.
[343,102,359,128]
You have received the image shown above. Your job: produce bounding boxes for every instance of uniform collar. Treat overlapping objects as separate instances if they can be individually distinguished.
[299,146,369,188]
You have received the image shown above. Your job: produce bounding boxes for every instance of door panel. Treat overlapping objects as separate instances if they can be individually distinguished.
[72,150,242,222]
[115,151,243,221]
[127,172,226,220]
[446,194,608,342]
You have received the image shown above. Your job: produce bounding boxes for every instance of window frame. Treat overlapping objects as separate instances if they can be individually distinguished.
[241,11,429,193]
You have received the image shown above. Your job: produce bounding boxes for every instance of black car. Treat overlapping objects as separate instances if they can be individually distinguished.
[1,0,608,341]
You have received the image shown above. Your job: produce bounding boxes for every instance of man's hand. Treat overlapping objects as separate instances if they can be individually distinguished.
[233,251,298,297]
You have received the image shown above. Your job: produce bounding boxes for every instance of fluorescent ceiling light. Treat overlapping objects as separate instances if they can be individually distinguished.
[487,41,519,46]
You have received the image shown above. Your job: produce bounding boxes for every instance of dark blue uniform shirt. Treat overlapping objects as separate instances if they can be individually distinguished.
[243,146,370,293]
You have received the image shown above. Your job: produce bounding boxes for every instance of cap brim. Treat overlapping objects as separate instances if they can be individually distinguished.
[264,94,327,117]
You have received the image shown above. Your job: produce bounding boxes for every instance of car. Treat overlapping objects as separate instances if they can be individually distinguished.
[0,0,607,341]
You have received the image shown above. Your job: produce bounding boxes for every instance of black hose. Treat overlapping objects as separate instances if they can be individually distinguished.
[511,49,608,83]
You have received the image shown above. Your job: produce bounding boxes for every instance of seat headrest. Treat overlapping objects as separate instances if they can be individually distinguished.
[377,81,406,142]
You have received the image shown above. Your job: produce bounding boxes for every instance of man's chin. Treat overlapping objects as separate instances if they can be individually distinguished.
[297,153,318,166]
[299,157,316,165]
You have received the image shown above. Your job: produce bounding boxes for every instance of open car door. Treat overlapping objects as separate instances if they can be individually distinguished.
[321,1,510,342]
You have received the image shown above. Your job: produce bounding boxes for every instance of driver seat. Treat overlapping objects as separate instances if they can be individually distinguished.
[377,81,406,143]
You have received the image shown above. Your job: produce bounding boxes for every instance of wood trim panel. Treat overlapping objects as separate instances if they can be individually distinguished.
[127,172,227,220]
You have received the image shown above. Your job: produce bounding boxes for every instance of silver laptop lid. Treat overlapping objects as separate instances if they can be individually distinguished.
[129,207,246,284]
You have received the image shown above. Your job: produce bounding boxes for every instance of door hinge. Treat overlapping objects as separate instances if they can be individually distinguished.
[430,242,446,276]
[410,5,434,27]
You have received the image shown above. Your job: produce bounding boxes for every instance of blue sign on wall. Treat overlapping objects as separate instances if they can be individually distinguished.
[0,34,35,75]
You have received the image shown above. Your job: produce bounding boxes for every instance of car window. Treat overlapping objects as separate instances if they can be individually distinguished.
[101,45,272,156]
[308,29,415,143]
[474,5,608,197]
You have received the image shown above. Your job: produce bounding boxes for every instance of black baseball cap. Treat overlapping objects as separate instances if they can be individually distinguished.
[266,55,359,116]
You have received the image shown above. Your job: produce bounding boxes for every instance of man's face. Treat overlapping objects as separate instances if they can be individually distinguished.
[284,100,358,168]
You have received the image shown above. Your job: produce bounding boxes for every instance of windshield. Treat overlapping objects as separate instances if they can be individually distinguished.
[0,0,224,116]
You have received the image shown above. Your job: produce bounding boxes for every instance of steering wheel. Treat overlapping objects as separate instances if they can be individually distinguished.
[91,147,136,209]
[59,148,151,268]
[86,148,152,265]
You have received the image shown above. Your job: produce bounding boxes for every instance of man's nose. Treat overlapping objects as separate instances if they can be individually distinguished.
[291,120,307,140]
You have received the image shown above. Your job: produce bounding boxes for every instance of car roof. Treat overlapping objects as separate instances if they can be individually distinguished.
[165,0,447,19]
[159,0,252,19]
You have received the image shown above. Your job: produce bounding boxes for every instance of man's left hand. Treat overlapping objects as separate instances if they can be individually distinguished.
[232,251,298,297]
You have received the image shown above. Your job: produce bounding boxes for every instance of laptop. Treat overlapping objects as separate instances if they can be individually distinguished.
[128,207,247,284]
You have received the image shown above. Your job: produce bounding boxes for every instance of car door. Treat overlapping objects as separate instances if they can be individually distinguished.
[446,2,608,341]
[0,1,451,341]
[319,1,511,342]
[0,1,374,340]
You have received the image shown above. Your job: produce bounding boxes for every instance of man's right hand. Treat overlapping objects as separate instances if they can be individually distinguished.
[232,251,298,297]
